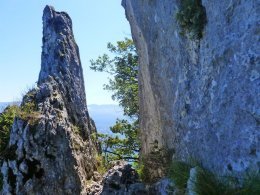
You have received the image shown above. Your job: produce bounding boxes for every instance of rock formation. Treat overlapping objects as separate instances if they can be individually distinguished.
[1,6,98,194]
[1,1,259,194]
[122,0,259,180]
[86,161,174,195]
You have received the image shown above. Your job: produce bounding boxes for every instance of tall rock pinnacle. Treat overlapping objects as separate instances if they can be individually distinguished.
[1,6,98,194]
[39,6,90,136]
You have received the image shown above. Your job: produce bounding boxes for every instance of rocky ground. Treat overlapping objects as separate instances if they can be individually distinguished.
[86,161,175,195]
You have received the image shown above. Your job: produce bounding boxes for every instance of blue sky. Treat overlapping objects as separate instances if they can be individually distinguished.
[0,1,131,104]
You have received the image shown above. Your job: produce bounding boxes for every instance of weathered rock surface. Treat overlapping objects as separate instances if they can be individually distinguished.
[123,0,260,179]
[87,161,141,195]
[1,6,98,194]
[86,161,175,195]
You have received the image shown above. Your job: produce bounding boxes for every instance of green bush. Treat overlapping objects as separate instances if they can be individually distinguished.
[168,161,191,192]
[193,168,260,195]
[176,0,207,39]
[0,102,39,155]
[138,145,171,183]
[136,159,150,183]
[239,173,260,195]
[193,168,237,195]
[0,105,19,154]
[71,124,81,135]
[95,154,108,175]
[168,160,260,195]
[19,101,40,125]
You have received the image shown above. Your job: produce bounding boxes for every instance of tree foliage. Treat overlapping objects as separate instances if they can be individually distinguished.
[90,38,140,163]
[90,38,138,118]
[98,119,140,163]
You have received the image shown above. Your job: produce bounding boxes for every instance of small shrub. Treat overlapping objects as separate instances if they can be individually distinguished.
[72,141,81,151]
[193,168,237,195]
[20,102,36,114]
[136,159,150,183]
[71,125,80,135]
[95,155,107,175]
[134,162,144,180]
[90,132,98,141]
[139,144,171,183]
[193,168,260,195]
[0,102,39,165]
[239,172,260,195]
[85,179,94,187]
[176,0,207,39]
[0,91,40,157]
[168,160,260,195]
[0,106,19,154]
[19,89,40,125]
[168,161,191,191]
[18,101,40,126]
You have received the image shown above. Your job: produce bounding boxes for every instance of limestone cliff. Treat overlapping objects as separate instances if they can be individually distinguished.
[1,6,98,194]
[123,0,259,179]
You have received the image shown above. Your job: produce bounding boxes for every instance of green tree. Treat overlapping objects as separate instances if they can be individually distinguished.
[90,38,140,163]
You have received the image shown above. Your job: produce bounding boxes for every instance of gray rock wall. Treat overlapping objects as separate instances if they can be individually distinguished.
[1,6,98,194]
[123,0,260,178]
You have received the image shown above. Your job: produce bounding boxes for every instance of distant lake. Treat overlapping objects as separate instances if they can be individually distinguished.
[88,104,125,134]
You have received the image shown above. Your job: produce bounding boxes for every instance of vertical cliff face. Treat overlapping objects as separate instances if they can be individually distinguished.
[1,6,98,194]
[123,0,259,178]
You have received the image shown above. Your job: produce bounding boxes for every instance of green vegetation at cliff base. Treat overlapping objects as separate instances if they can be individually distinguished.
[168,161,260,195]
